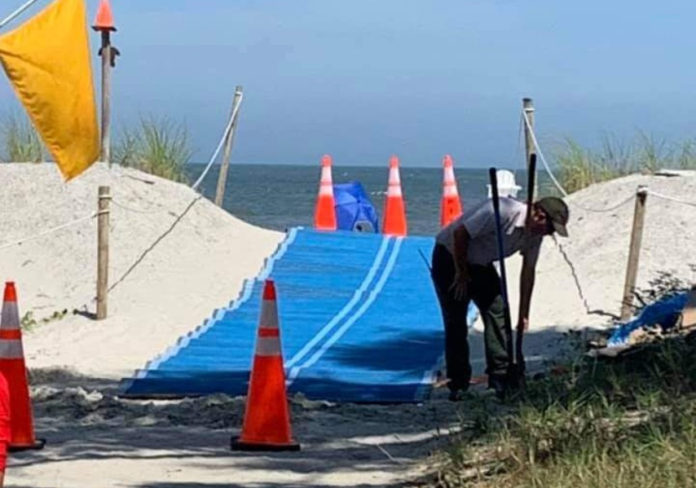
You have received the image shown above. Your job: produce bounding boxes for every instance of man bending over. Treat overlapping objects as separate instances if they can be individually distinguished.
[431,196,569,400]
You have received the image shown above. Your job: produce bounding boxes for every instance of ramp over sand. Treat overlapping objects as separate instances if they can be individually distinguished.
[0,163,283,379]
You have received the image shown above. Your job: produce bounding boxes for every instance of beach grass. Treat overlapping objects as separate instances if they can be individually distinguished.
[113,117,192,183]
[0,112,43,163]
[431,274,696,488]
[433,335,696,488]
[552,134,696,193]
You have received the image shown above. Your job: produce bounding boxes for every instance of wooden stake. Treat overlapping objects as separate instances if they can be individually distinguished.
[522,98,535,166]
[522,98,537,199]
[97,186,110,320]
[620,186,648,321]
[215,86,244,208]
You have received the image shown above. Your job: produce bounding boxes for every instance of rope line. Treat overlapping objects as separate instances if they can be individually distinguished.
[110,198,166,215]
[552,236,620,321]
[521,111,636,214]
[648,190,696,208]
[107,195,203,294]
[191,92,244,191]
[0,212,98,251]
[0,0,41,29]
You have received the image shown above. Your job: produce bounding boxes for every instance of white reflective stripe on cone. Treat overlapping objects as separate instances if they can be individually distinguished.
[320,166,332,184]
[444,184,458,197]
[0,339,23,359]
[0,304,20,330]
[255,337,281,357]
[388,170,401,185]
[319,183,333,196]
[387,185,402,197]
[444,166,456,183]
[259,300,279,329]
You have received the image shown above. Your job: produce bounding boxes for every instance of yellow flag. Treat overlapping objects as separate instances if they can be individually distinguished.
[0,0,99,180]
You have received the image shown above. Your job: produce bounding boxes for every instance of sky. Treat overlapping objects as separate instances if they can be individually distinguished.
[1,0,696,167]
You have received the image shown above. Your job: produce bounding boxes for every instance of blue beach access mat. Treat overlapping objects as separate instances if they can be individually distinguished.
[120,227,477,403]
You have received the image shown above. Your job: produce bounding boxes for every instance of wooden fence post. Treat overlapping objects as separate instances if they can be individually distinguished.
[97,186,110,320]
[620,186,648,320]
[214,85,244,207]
[522,98,536,198]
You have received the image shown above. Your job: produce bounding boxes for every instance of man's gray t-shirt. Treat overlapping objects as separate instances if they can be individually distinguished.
[435,198,542,267]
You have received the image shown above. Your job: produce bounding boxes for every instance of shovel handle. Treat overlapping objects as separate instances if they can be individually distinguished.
[488,168,514,363]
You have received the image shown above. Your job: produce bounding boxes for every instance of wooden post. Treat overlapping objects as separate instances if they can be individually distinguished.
[522,98,536,199]
[97,186,110,320]
[93,3,119,166]
[620,186,648,321]
[100,31,112,165]
[214,86,244,207]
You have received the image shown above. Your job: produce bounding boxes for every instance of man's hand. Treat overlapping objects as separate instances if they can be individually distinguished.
[517,317,529,332]
[449,271,469,301]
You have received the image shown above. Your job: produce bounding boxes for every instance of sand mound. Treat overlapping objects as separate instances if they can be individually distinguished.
[0,163,283,378]
[506,171,696,330]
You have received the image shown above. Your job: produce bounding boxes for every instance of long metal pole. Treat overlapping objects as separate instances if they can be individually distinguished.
[489,168,514,365]
[0,0,41,30]
[100,31,112,165]
[516,153,537,373]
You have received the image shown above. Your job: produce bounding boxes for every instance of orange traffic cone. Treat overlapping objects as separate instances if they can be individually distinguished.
[313,155,337,231]
[92,0,116,31]
[231,280,299,451]
[382,155,407,236]
[0,283,44,451]
[440,154,463,227]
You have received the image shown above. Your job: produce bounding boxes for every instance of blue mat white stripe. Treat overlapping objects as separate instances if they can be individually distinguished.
[121,228,477,402]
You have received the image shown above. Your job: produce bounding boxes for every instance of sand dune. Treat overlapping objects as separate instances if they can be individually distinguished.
[0,163,283,379]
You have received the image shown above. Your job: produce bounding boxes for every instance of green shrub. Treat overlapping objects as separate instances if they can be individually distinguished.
[0,112,44,163]
[113,117,192,183]
[551,134,696,193]
[435,333,696,488]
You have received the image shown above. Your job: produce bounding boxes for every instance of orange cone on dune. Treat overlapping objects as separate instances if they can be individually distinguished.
[231,280,299,451]
[382,155,407,236]
[313,155,337,231]
[440,154,463,227]
[92,0,116,31]
[0,282,44,451]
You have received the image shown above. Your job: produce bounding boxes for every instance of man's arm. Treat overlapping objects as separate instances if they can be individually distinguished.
[518,241,540,329]
[450,225,471,300]
[452,225,470,279]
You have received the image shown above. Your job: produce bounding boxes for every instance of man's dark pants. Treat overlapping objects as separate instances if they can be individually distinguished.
[431,243,511,392]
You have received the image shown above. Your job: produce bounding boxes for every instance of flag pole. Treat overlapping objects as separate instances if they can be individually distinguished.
[92,0,118,166]
[0,0,41,30]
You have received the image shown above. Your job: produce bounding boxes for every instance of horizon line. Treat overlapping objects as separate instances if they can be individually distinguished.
[186,161,521,170]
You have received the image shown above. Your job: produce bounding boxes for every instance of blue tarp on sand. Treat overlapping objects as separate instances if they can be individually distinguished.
[608,293,689,347]
[120,228,477,403]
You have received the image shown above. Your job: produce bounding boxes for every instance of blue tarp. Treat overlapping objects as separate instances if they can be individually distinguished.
[333,182,379,233]
[120,228,478,403]
[608,292,689,347]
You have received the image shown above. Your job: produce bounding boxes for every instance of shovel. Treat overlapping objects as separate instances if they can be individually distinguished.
[488,166,528,388]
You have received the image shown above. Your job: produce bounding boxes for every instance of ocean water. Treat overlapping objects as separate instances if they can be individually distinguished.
[187,164,545,237]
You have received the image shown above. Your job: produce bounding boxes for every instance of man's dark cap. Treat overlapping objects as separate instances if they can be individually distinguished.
[537,197,569,237]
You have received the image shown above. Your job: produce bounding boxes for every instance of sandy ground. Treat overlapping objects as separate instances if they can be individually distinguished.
[0,163,283,379]
[1,163,695,487]
[10,369,474,488]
